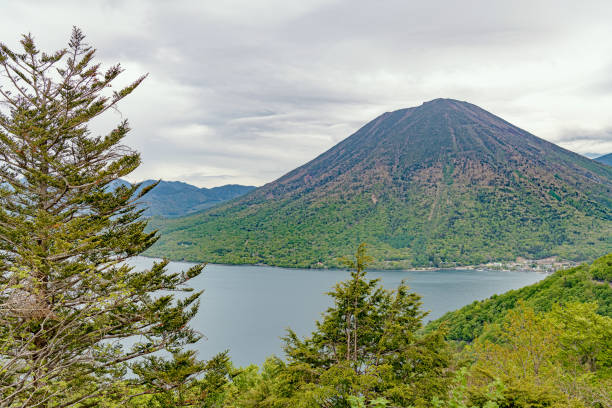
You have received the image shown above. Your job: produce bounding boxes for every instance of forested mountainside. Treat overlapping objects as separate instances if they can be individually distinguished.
[427,252,612,341]
[595,153,612,167]
[110,179,254,217]
[147,99,612,268]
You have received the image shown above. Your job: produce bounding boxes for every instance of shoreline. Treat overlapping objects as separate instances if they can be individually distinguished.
[137,254,574,274]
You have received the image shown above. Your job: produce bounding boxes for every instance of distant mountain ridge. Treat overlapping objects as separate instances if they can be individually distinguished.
[112,179,255,218]
[147,99,612,268]
[595,153,612,167]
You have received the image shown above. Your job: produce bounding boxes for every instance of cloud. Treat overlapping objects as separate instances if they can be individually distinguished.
[555,128,612,157]
[557,128,612,144]
[1,0,612,186]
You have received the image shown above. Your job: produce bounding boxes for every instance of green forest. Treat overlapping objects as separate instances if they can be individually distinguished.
[0,29,611,408]
[146,188,612,269]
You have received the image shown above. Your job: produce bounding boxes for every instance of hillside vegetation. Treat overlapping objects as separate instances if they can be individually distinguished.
[147,99,612,268]
[427,252,612,341]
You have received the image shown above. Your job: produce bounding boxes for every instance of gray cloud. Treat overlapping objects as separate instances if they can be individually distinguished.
[1,0,612,186]
[556,128,612,158]
[557,128,612,144]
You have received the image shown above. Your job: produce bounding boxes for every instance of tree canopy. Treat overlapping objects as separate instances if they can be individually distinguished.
[0,28,223,407]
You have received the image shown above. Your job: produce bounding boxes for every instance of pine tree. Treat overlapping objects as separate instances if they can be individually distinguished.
[0,28,217,406]
[281,243,452,407]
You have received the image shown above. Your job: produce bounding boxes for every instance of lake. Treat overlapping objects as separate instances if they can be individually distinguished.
[128,257,546,367]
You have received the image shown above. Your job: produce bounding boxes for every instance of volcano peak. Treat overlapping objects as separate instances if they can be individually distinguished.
[149,101,612,269]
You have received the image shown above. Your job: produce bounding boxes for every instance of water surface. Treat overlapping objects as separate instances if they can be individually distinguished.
[128,257,545,366]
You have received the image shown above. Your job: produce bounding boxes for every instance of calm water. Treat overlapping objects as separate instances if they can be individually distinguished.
[128,257,545,367]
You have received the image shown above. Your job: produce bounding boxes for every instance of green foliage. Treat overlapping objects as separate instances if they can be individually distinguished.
[0,28,221,406]
[431,368,503,408]
[463,302,612,407]
[590,253,612,281]
[551,302,612,374]
[427,253,612,341]
[347,395,390,408]
[127,352,234,407]
[267,244,453,407]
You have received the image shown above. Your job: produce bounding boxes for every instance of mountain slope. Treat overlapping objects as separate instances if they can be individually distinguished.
[111,179,255,218]
[147,99,612,268]
[426,252,612,341]
[595,153,612,167]
[135,180,255,218]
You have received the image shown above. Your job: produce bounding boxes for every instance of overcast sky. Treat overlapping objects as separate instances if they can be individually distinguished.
[2,0,612,187]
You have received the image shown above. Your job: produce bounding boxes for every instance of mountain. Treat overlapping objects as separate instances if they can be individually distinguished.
[112,179,255,218]
[427,252,612,341]
[135,180,255,218]
[146,99,612,268]
[595,153,612,167]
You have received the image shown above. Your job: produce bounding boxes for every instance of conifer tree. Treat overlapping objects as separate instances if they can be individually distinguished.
[0,28,217,406]
[281,243,452,407]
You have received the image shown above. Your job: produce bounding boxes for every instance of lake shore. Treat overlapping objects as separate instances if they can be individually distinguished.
[127,257,547,366]
[139,254,577,274]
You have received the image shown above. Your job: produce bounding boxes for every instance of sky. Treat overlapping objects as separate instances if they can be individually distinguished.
[1,0,612,187]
